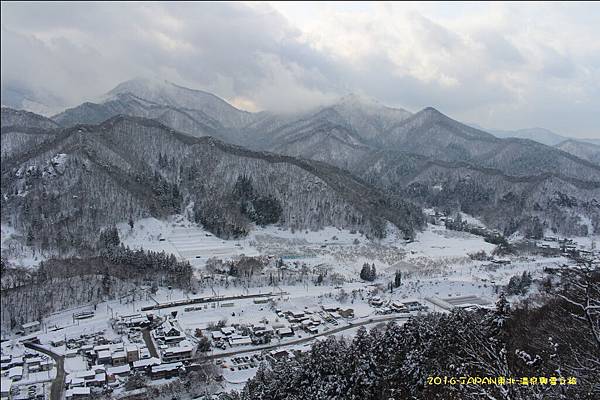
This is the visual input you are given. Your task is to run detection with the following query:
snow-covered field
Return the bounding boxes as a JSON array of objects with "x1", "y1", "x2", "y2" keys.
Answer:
[{"x1": 2, "y1": 213, "x2": 597, "y2": 391}]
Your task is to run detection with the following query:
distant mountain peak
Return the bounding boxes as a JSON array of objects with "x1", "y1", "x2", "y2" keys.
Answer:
[
  {"x1": 420, "y1": 106, "x2": 443, "y2": 115},
  {"x1": 336, "y1": 93, "x2": 378, "y2": 106}
]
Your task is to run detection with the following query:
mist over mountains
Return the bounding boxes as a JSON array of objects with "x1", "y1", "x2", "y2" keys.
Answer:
[{"x1": 2, "y1": 78, "x2": 599, "y2": 249}]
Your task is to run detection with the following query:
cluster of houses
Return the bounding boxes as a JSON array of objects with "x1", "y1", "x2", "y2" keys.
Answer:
[
  {"x1": 57, "y1": 318, "x2": 195, "y2": 398},
  {"x1": 0, "y1": 350, "x2": 54, "y2": 400},
  {"x1": 537, "y1": 237, "x2": 598, "y2": 260},
  {"x1": 424, "y1": 209, "x2": 502, "y2": 240},
  {"x1": 210, "y1": 325, "x2": 267, "y2": 349},
  {"x1": 63, "y1": 341, "x2": 150, "y2": 397},
  {"x1": 368, "y1": 296, "x2": 423, "y2": 315}
]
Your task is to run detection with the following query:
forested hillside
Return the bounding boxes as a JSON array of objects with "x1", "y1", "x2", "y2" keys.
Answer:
[
  {"x1": 0, "y1": 115, "x2": 424, "y2": 253},
  {"x1": 47, "y1": 79, "x2": 600, "y2": 238}
]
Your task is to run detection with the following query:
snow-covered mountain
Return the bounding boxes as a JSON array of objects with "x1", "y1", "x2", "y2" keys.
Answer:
[
  {"x1": 7, "y1": 78, "x2": 599, "y2": 237},
  {"x1": 1, "y1": 106, "x2": 60, "y2": 130},
  {"x1": 105, "y1": 78, "x2": 255, "y2": 129},
  {"x1": 484, "y1": 127, "x2": 568, "y2": 146},
  {"x1": 476, "y1": 125, "x2": 600, "y2": 147},
  {"x1": 1, "y1": 114, "x2": 424, "y2": 250},
  {"x1": 324, "y1": 93, "x2": 412, "y2": 144},
  {"x1": 555, "y1": 139, "x2": 600, "y2": 165}
]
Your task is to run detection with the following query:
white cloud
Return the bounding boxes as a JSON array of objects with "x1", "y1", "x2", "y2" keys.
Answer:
[{"x1": 1, "y1": 1, "x2": 598, "y2": 138}]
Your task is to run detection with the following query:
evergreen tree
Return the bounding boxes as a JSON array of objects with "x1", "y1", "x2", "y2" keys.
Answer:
[
  {"x1": 394, "y1": 271, "x2": 402, "y2": 288},
  {"x1": 370, "y1": 263, "x2": 377, "y2": 281}
]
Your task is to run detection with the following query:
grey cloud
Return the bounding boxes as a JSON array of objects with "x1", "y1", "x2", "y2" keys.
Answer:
[{"x1": 0, "y1": 2, "x2": 598, "y2": 138}]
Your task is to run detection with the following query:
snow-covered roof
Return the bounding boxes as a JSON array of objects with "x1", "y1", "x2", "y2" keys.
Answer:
[
  {"x1": 151, "y1": 362, "x2": 183, "y2": 373},
  {"x1": 97, "y1": 350, "x2": 111, "y2": 359},
  {"x1": 107, "y1": 364, "x2": 131, "y2": 375},
  {"x1": 211, "y1": 331, "x2": 225, "y2": 339},
  {"x1": 111, "y1": 351, "x2": 126, "y2": 359},
  {"x1": 229, "y1": 336, "x2": 252, "y2": 346},
  {"x1": 8, "y1": 366, "x2": 23, "y2": 378},
  {"x1": 321, "y1": 304, "x2": 339, "y2": 311},
  {"x1": 220, "y1": 327, "x2": 235, "y2": 335},
  {"x1": 132, "y1": 357, "x2": 161, "y2": 369},
  {"x1": 68, "y1": 377, "x2": 85, "y2": 386},
  {"x1": 72, "y1": 369, "x2": 95, "y2": 379},
  {"x1": 164, "y1": 346, "x2": 193, "y2": 355},
  {"x1": 66, "y1": 387, "x2": 91, "y2": 397},
  {"x1": 0, "y1": 378, "x2": 12, "y2": 393},
  {"x1": 109, "y1": 343, "x2": 124, "y2": 352},
  {"x1": 278, "y1": 327, "x2": 293, "y2": 335}
]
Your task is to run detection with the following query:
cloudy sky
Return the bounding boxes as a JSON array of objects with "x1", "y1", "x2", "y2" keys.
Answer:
[{"x1": 1, "y1": 1, "x2": 599, "y2": 138}]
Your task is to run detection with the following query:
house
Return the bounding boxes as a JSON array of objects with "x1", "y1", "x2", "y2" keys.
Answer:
[
  {"x1": 0, "y1": 378, "x2": 12, "y2": 399},
  {"x1": 97, "y1": 350, "x2": 112, "y2": 365},
  {"x1": 210, "y1": 331, "x2": 225, "y2": 341},
  {"x1": 8, "y1": 357, "x2": 23, "y2": 368},
  {"x1": 391, "y1": 302, "x2": 408, "y2": 313},
  {"x1": 404, "y1": 301, "x2": 422, "y2": 311},
  {"x1": 228, "y1": 335, "x2": 252, "y2": 347},
  {"x1": 163, "y1": 321, "x2": 181, "y2": 337},
  {"x1": 79, "y1": 344, "x2": 94, "y2": 355},
  {"x1": 70, "y1": 369, "x2": 96, "y2": 382},
  {"x1": 252, "y1": 324, "x2": 273, "y2": 336},
  {"x1": 111, "y1": 351, "x2": 127, "y2": 366},
  {"x1": 150, "y1": 362, "x2": 184, "y2": 380},
  {"x1": 93, "y1": 344, "x2": 110, "y2": 353},
  {"x1": 321, "y1": 304, "x2": 339, "y2": 312},
  {"x1": 88, "y1": 373, "x2": 106, "y2": 387},
  {"x1": 68, "y1": 377, "x2": 86, "y2": 388},
  {"x1": 338, "y1": 308, "x2": 354, "y2": 318},
  {"x1": 0, "y1": 359, "x2": 9, "y2": 372},
  {"x1": 290, "y1": 311, "x2": 305, "y2": 319},
  {"x1": 162, "y1": 346, "x2": 193, "y2": 363},
  {"x1": 8, "y1": 366, "x2": 23, "y2": 381},
  {"x1": 65, "y1": 387, "x2": 91, "y2": 399},
  {"x1": 21, "y1": 321, "x2": 41, "y2": 335},
  {"x1": 107, "y1": 364, "x2": 131, "y2": 378},
  {"x1": 126, "y1": 346, "x2": 140, "y2": 363},
  {"x1": 65, "y1": 349, "x2": 79, "y2": 358},
  {"x1": 220, "y1": 327, "x2": 236, "y2": 336},
  {"x1": 132, "y1": 357, "x2": 161, "y2": 371},
  {"x1": 90, "y1": 365, "x2": 106, "y2": 375},
  {"x1": 277, "y1": 327, "x2": 294, "y2": 337},
  {"x1": 301, "y1": 320, "x2": 314, "y2": 330},
  {"x1": 119, "y1": 315, "x2": 149, "y2": 328},
  {"x1": 139, "y1": 348, "x2": 151, "y2": 360},
  {"x1": 266, "y1": 350, "x2": 292, "y2": 362},
  {"x1": 26, "y1": 356, "x2": 42, "y2": 366},
  {"x1": 306, "y1": 326, "x2": 318, "y2": 334},
  {"x1": 369, "y1": 296, "x2": 383, "y2": 307}
]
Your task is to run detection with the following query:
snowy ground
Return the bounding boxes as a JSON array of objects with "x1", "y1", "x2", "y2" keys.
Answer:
[{"x1": 2, "y1": 213, "x2": 597, "y2": 391}]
